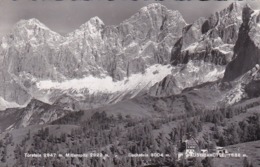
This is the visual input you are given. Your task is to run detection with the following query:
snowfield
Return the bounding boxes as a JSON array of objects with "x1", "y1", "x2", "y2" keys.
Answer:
[{"x1": 36, "y1": 64, "x2": 173, "y2": 94}]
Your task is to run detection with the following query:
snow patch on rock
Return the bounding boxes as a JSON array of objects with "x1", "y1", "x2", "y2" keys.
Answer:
[
  {"x1": 0, "y1": 97, "x2": 22, "y2": 111},
  {"x1": 36, "y1": 64, "x2": 173, "y2": 94}
]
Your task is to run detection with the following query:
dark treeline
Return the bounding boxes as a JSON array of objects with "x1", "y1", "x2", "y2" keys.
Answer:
[{"x1": 0, "y1": 104, "x2": 259, "y2": 167}]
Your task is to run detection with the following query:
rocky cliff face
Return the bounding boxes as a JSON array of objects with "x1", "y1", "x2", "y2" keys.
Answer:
[
  {"x1": 223, "y1": 5, "x2": 260, "y2": 81},
  {"x1": 245, "y1": 80, "x2": 260, "y2": 98},
  {"x1": 55, "y1": 3, "x2": 187, "y2": 81},
  {"x1": 220, "y1": 64, "x2": 260, "y2": 105},
  {"x1": 0, "y1": 3, "x2": 187, "y2": 110},
  {"x1": 171, "y1": 2, "x2": 243, "y2": 66},
  {"x1": 149, "y1": 61, "x2": 225, "y2": 97},
  {"x1": 149, "y1": 2, "x2": 243, "y2": 97}
]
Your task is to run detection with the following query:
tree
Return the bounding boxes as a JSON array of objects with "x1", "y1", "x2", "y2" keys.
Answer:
[
  {"x1": 1, "y1": 145, "x2": 7, "y2": 163},
  {"x1": 0, "y1": 139, "x2": 3, "y2": 147},
  {"x1": 217, "y1": 136, "x2": 226, "y2": 147},
  {"x1": 194, "y1": 158, "x2": 203, "y2": 167},
  {"x1": 243, "y1": 157, "x2": 250, "y2": 167},
  {"x1": 202, "y1": 157, "x2": 213, "y2": 167}
]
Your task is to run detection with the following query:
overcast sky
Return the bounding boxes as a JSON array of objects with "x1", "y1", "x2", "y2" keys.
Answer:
[{"x1": 0, "y1": 0, "x2": 259, "y2": 37}]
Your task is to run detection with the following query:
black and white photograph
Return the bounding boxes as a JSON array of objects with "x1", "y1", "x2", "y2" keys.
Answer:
[{"x1": 0, "y1": 0, "x2": 260, "y2": 166}]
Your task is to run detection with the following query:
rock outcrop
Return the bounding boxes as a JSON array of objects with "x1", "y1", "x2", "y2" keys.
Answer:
[
  {"x1": 171, "y1": 2, "x2": 243, "y2": 66},
  {"x1": 223, "y1": 5, "x2": 260, "y2": 81},
  {"x1": 150, "y1": 2, "x2": 243, "y2": 97}
]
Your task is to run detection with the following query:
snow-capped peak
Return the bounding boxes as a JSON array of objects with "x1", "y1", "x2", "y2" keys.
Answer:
[
  {"x1": 89, "y1": 16, "x2": 104, "y2": 25},
  {"x1": 123, "y1": 2, "x2": 186, "y2": 29},
  {"x1": 140, "y1": 3, "x2": 166, "y2": 12},
  {"x1": 15, "y1": 18, "x2": 50, "y2": 31},
  {"x1": 78, "y1": 16, "x2": 104, "y2": 30},
  {"x1": 217, "y1": 2, "x2": 243, "y2": 17},
  {"x1": 0, "y1": 18, "x2": 63, "y2": 50},
  {"x1": 66, "y1": 16, "x2": 104, "y2": 39},
  {"x1": 10, "y1": 17, "x2": 62, "y2": 41}
]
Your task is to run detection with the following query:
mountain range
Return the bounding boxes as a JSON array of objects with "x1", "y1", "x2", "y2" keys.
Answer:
[
  {"x1": 0, "y1": 2, "x2": 260, "y2": 167},
  {"x1": 0, "y1": 2, "x2": 259, "y2": 128}
]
